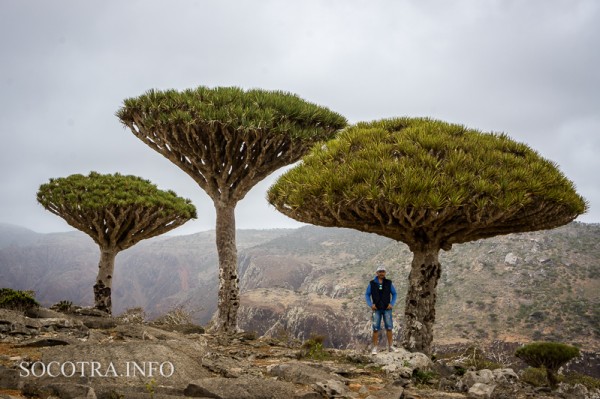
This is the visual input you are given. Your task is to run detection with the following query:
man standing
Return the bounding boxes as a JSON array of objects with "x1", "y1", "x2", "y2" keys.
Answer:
[{"x1": 365, "y1": 265, "x2": 399, "y2": 354}]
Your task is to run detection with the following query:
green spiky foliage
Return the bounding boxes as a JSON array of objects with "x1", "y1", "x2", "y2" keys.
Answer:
[
  {"x1": 117, "y1": 86, "x2": 347, "y2": 333},
  {"x1": 37, "y1": 172, "x2": 196, "y2": 313},
  {"x1": 268, "y1": 117, "x2": 587, "y2": 353},
  {"x1": 516, "y1": 342, "x2": 580, "y2": 388},
  {"x1": 116, "y1": 86, "x2": 347, "y2": 204}
]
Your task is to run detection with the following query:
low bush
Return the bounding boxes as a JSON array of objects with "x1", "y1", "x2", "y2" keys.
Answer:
[
  {"x1": 301, "y1": 334, "x2": 330, "y2": 361},
  {"x1": 520, "y1": 367, "x2": 550, "y2": 387},
  {"x1": 515, "y1": 342, "x2": 580, "y2": 389},
  {"x1": 0, "y1": 288, "x2": 39, "y2": 311},
  {"x1": 563, "y1": 372, "x2": 600, "y2": 391}
]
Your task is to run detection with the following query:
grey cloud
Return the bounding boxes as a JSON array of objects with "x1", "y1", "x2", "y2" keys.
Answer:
[{"x1": 1, "y1": 0, "x2": 598, "y2": 235}]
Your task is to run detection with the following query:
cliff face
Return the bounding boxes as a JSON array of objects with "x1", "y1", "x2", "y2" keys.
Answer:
[
  {"x1": 1, "y1": 222, "x2": 598, "y2": 352},
  {"x1": 235, "y1": 223, "x2": 600, "y2": 352}
]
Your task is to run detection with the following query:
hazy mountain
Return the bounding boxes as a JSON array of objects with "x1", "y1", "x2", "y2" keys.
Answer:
[{"x1": 0, "y1": 222, "x2": 598, "y2": 353}]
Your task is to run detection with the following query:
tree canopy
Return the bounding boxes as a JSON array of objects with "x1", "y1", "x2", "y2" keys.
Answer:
[
  {"x1": 116, "y1": 86, "x2": 348, "y2": 205},
  {"x1": 268, "y1": 117, "x2": 587, "y2": 251},
  {"x1": 37, "y1": 172, "x2": 197, "y2": 250}
]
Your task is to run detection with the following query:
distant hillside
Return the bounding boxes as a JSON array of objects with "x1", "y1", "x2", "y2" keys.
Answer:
[
  {"x1": 0, "y1": 225, "x2": 291, "y2": 321},
  {"x1": 0, "y1": 222, "x2": 598, "y2": 353},
  {"x1": 237, "y1": 223, "x2": 600, "y2": 351}
]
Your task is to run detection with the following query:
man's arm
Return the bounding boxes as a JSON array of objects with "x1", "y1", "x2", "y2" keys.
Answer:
[
  {"x1": 365, "y1": 284, "x2": 373, "y2": 308},
  {"x1": 390, "y1": 282, "x2": 397, "y2": 307}
]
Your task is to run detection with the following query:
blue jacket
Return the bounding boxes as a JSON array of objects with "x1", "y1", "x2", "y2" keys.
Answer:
[{"x1": 365, "y1": 276, "x2": 397, "y2": 308}]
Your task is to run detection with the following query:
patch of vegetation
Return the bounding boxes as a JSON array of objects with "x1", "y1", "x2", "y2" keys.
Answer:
[
  {"x1": 53, "y1": 300, "x2": 73, "y2": 313},
  {"x1": 116, "y1": 307, "x2": 146, "y2": 324},
  {"x1": 301, "y1": 335, "x2": 330, "y2": 361},
  {"x1": 460, "y1": 346, "x2": 503, "y2": 371},
  {"x1": 520, "y1": 367, "x2": 551, "y2": 387},
  {"x1": 151, "y1": 306, "x2": 193, "y2": 326},
  {"x1": 412, "y1": 369, "x2": 437, "y2": 385},
  {"x1": 563, "y1": 372, "x2": 600, "y2": 391},
  {"x1": 0, "y1": 288, "x2": 39, "y2": 311},
  {"x1": 515, "y1": 342, "x2": 580, "y2": 389}
]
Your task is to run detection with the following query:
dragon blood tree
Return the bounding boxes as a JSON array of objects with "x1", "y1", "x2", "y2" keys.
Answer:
[
  {"x1": 268, "y1": 117, "x2": 587, "y2": 354},
  {"x1": 116, "y1": 86, "x2": 347, "y2": 333},
  {"x1": 37, "y1": 172, "x2": 197, "y2": 314}
]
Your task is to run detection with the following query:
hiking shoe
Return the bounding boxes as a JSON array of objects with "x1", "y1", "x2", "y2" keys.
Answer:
[
  {"x1": 371, "y1": 347, "x2": 378, "y2": 355},
  {"x1": 388, "y1": 345, "x2": 399, "y2": 353}
]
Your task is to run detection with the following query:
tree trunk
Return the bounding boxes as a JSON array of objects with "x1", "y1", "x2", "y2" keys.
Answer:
[
  {"x1": 215, "y1": 204, "x2": 239, "y2": 334},
  {"x1": 546, "y1": 368, "x2": 559, "y2": 390},
  {"x1": 93, "y1": 248, "x2": 117, "y2": 314},
  {"x1": 402, "y1": 246, "x2": 441, "y2": 355}
]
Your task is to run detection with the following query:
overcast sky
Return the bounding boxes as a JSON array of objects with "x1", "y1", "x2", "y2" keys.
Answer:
[{"x1": 1, "y1": 0, "x2": 598, "y2": 236}]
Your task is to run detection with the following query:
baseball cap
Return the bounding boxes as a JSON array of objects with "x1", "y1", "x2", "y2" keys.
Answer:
[{"x1": 376, "y1": 265, "x2": 386, "y2": 272}]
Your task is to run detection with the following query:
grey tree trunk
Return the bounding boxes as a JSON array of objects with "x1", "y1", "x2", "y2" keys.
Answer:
[
  {"x1": 93, "y1": 248, "x2": 117, "y2": 314},
  {"x1": 215, "y1": 204, "x2": 239, "y2": 333},
  {"x1": 402, "y1": 247, "x2": 441, "y2": 355}
]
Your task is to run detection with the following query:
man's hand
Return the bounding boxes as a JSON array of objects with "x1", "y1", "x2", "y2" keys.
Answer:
[
  {"x1": 386, "y1": 304, "x2": 393, "y2": 310},
  {"x1": 371, "y1": 304, "x2": 377, "y2": 310}
]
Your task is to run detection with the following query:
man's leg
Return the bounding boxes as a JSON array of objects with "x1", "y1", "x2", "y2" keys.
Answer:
[
  {"x1": 371, "y1": 311, "x2": 382, "y2": 354},
  {"x1": 383, "y1": 310, "x2": 397, "y2": 351},
  {"x1": 386, "y1": 329, "x2": 393, "y2": 346}
]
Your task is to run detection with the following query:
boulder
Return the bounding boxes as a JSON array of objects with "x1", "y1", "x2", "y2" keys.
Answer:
[
  {"x1": 459, "y1": 369, "x2": 494, "y2": 390},
  {"x1": 371, "y1": 348, "x2": 433, "y2": 372},
  {"x1": 314, "y1": 379, "x2": 347, "y2": 398},
  {"x1": 468, "y1": 382, "x2": 495, "y2": 399},
  {"x1": 267, "y1": 361, "x2": 347, "y2": 385}
]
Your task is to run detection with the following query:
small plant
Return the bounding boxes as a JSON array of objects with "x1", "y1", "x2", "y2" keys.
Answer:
[
  {"x1": 515, "y1": 342, "x2": 580, "y2": 389},
  {"x1": 151, "y1": 306, "x2": 193, "y2": 326},
  {"x1": 413, "y1": 369, "x2": 437, "y2": 385},
  {"x1": 145, "y1": 378, "x2": 157, "y2": 398},
  {"x1": 301, "y1": 335, "x2": 330, "y2": 361},
  {"x1": 54, "y1": 300, "x2": 73, "y2": 313},
  {"x1": 520, "y1": 367, "x2": 550, "y2": 387},
  {"x1": 0, "y1": 288, "x2": 39, "y2": 311}
]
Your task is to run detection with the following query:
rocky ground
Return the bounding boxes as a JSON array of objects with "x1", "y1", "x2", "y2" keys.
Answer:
[{"x1": 1, "y1": 307, "x2": 599, "y2": 399}]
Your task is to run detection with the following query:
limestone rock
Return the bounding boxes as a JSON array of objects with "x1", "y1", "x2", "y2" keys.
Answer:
[
  {"x1": 371, "y1": 348, "x2": 433, "y2": 372},
  {"x1": 459, "y1": 369, "x2": 495, "y2": 390},
  {"x1": 468, "y1": 382, "x2": 495, "y2": 398},
  {"x1": 267, "y1": 361, "x2": 347, "y2": 385},
  {"x1": 314, "y1": 379, "x2": 347, "y2": 398}
]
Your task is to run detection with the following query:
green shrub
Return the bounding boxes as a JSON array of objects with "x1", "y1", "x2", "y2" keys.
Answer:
[
  {"x1": 301, "y1": 335, "x2": 330, "y2": 361},
  {"x1": 0, "y1": 288, "x2": 39, "y2": 311},
  {"x1": 515, "y1": 342, "x2": 580, "y2": 389},
  {"x1": 413, "y1": 369, "x2": 437, "y2": 385},
  {"x1": 54, "y1": 300, "x2": 73, "y2": 312},
  {"x1": 563, "y1": 372, "x2": 600, "y2": 391},
  {"x1": 521, "y1": 367, "x2": 551, "y2": 387}
]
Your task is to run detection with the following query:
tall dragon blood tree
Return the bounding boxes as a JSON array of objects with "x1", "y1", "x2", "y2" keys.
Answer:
[
  {"x1": 117, "y1": 86, "x2": 347, "y2": 333},
  {"x1": 37, "y1": 172, "x2": 197, "y2": 314},
  {"x1": 268, "y1": 117, "x2": 587, "y2": 354}
]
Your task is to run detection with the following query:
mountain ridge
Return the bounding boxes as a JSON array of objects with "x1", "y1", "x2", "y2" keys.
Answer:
[{"x1": 0, "y1": 222, "x2": 598, "y2": 353}]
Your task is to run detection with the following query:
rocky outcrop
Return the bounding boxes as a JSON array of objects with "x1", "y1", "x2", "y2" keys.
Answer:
[{"x1": 1, "y1": 306, "x2": 600, "y2": 399}]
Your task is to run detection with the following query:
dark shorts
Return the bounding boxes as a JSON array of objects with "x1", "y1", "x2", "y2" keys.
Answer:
[{"x1": 372, "y1": 309, "x2": 393, "y2": 331}]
